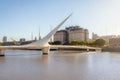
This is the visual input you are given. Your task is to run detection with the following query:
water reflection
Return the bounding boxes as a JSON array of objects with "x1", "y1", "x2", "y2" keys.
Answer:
[{"x1": 0, "y1": 50, "x2": 120, "y2": 80}]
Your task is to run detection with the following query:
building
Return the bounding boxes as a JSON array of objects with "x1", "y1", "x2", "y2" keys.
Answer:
[
  {"x1": 92, "y1": 33, "x2": 99, "y2": 40},
  {"x1": 84, "y1": 29, "x2": 89, "y2": 41},
  {"x1": 2, "y1": 36, "x2": 7, "y2": 43},
  {"x1": 54, "y1": 26, "x2": 89, "y2": 44},
  {"x1": 20, "y1": 38, "x2": 26, "y2": 42},
  {"x1": 54, "y1": 30, "x2": 67, "y2": 44},
  {"x1": 66, "y1": 26, "x2": 89, "y2": 42},
  {"x1": 92, "y1": 33, "x2": 120, "y2": 46},
  {"x1": 109, "y1": 38, "x2": 120, "y2": 48}
]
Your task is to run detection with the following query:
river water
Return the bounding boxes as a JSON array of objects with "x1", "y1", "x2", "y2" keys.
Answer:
[{"x1": 0, "y1": 50, "x2": 120, "y2": 80}]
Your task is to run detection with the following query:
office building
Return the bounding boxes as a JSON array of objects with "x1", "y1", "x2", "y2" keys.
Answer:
[
  {"x1": 54, "y1": 30, "x2": 67, "y2": 44},
  {"x1": 66, "y1": 26, "x2": 89, "y2": 42},
  {"x1": 2, "y1": 36, "x2": 7, "y2": 43},
  {"x1": 54, "y1": 26, "x2": 89, "y2": 44}
]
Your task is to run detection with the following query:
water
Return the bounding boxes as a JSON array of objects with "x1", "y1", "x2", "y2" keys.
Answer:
[{"x1": 0, "y1": 50, "x2": 120, "y2": 80}]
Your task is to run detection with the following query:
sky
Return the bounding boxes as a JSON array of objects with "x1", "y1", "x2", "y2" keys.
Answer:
[{"x1": 0, "y1": 0, "x2": 120, "y2": 41}]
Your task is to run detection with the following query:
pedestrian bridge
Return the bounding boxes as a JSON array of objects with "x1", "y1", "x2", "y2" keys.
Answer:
[
  {"x1": 0, "y1": 14, "x2": 101, "y2": 56},
  {"x1": 51, "y1": 45, "x2": 101, "y2": 51}
]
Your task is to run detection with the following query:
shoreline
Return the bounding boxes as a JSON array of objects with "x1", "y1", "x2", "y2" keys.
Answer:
[{"x1": 102, "y1": 47, "x2": 120, "y2": 52}]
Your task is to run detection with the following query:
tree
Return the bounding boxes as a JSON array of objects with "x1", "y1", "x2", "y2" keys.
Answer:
[
  {"x1": 0, "y1": 42, "x2": 2, "y2": 46},
  {"x1": 69, "y1": 40, "x2": 80, "y2": 45},
  {"x1": 49, "y1": 41, "x2": 61, "y2": 45},
  {"x1": 54, "y1": 41, "x2": 61, "y2": 45},
  {"x1": 94, "y1": 39, "x2": 105, "y2": 47},
  {"x1": 69, "y1": 40, "x2": 86, "y2": 45},
  {"x1": 79, "y1": 41, "x2": 85, "y2": 45}
]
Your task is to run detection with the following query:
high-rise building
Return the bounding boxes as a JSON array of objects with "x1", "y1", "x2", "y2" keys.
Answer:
[
  {"x1": 31, "y1": 32, "x2": 33, "y2": 40},
  {"x1": 54, "y1": 26, "x2": 89, "y2": 44},
  {"x1": 38, "y1": 28, "x2": 41, "y2": 40},
  {"x1": 54, "y1": 30, "x2": 67, "y2": 44},
  {"x1": 2, "y1": 36, "x2": 7, "y2": 42},
  {"x1": 84, "y1": 29, "x2": 89, "y2": 41},
  {"x1": 66, "y1": 26, "x2": 89, "y2": 42}
]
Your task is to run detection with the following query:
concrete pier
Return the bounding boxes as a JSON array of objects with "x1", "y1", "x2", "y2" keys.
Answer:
[
  {"x1": 42, "y1": 47, "x2": 50, "y2": 55},
  {"x1": 0, "y1": 50, "x2": 5, "y2": 56}
]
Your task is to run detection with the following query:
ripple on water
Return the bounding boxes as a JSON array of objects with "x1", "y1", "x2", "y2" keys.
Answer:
[{"x1": 0, "y1": 50, "x2": 120, "y2": 80}]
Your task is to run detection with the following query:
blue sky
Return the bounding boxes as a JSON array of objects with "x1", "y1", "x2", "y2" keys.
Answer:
[{"x1": 0, "y1": 0, "x2": 120, "y2": 41}]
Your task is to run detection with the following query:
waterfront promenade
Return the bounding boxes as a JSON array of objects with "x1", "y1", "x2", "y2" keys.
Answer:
[{"x1": 0, "y1": 50, "x2": 120, "y2": 80}]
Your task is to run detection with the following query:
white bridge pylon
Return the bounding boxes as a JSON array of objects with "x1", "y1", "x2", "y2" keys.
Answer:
[
  {"x1": 0, "y1": 14, "x2": 101, "y2": 56},
  {"x1": 0, "y1": 14, "x2": 72, "y2": 56},
  {"x1": 25, "y1": 14, "x2": 72, "y2": 54}
]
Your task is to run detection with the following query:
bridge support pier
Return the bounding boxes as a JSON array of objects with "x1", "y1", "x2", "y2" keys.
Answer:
[
  {"x1": 96, "y1": 49, "x2": 101, "y2": 52},
  {"x1": 0, "y1": 50, "x2": 5, "y2": 56},
  {"x1": 87, "y1": 49, "x2": 89, "y2": 52},
  {"x1": 42, "y1": 47, "x2": 50, "y2": 55}
]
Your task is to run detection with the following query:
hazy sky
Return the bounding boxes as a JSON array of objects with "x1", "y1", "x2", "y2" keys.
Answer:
[{"x1": 0, "y1": 0, "x2": 120, "y2": 41}]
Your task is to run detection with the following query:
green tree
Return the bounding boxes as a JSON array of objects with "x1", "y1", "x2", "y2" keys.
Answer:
[
  {"x1": 69, "y1": 40, "x2": 80, "y2": 45},
  {"x1": 0, "y1": 42, "x2": 2, "y2": 46},
  {"x1": 69, "y1": 40, "x2": 86, "y2": 45},
  {"x1": 49, "y1": 41, "x2": 61, "y2": 45},
  {"x1": 94, "y1": 39, "x2": 105, "y2": 47},
  {"x1": 54, "y1": 41, "x2": 61, "y2": 45},
  {"x1": 79, "y1": 41, "x2": 85, "y2": 45},
  {"x1": 87, "y1": 41, "x2": 94, "y2": 46}
]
